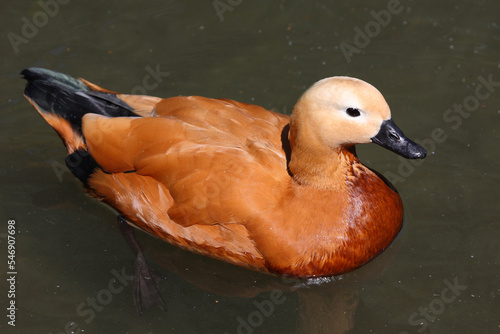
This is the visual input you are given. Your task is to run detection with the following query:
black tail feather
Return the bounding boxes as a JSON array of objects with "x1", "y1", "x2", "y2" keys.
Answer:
[
  {"x1": 22, "y1": 67, "x2": 138, "y2": 184},
  {"x1": 21, "y1": 67, "x2": 137, "y2": 134},
  {"x1": 65, "y1": 149, "x2": 100, "y2": 184}
]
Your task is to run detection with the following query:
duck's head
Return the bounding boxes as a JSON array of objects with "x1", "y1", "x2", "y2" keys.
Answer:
[{"x1": 290, "y1": 76, "x2": 426, "y2": 159}]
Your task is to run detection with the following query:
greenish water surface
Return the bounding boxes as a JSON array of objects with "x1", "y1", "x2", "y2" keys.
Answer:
[{"x1": 1, "y1": 1, "x2": 498, "y2": 333}]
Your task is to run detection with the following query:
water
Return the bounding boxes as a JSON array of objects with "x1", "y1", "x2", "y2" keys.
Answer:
[{"x1": 1, "y1": 0, "x2": 499, "y2": 333}]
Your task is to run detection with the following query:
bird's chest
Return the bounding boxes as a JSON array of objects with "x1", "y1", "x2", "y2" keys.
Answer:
[{"x1": 254, "y1": 176, "x2": 403, "y2": 277}]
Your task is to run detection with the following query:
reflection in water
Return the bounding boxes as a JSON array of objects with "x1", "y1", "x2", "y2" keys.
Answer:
[{"x1": 130, "y1": 223, "x2": 404, "y2": 334}]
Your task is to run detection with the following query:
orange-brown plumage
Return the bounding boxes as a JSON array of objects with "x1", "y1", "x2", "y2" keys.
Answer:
[{"x1": 22, "y1": 68, "x2": 425, "y2": 278}]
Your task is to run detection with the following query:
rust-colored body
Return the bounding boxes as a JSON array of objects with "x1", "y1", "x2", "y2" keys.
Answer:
[{"x1": 24, "y1": 72, "x2": 411, "y2": 278}]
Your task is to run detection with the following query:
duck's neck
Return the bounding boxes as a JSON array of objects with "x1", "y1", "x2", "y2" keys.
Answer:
[{"x1": 288, "y1": 130, "x2": 358, "y2": 190}]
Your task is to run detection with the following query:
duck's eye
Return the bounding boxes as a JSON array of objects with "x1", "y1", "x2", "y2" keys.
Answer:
[{"x1": 346, "y1": 108, "x2": 361, "y2": 117}]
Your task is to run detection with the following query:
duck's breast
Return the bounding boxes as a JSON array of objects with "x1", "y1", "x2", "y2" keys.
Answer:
[{"x1": 246, "y1": 163, "x2": 403, "y2": 277}]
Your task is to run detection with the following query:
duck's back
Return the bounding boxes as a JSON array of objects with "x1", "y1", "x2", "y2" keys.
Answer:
[{"x1": 82, "y1": 95, "x2": 292, "y2": 269}]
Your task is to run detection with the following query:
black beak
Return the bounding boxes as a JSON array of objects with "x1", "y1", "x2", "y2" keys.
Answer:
[{"x1": 371, "y1": 119, "x2": 426, "y2": 159}]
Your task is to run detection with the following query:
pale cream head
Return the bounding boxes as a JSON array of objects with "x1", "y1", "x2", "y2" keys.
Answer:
[{"x1": 290, "y1": 76, "x2": 392, "y2": 149}]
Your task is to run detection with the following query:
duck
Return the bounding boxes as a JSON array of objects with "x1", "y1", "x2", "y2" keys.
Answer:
[{"x1": 22, "y1": 67, "x2": 425, "y2": 280}]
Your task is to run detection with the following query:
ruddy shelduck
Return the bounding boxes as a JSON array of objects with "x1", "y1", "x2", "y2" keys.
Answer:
[{"x1": 22, "y1": 67, "x2": 426, "y2": 281}]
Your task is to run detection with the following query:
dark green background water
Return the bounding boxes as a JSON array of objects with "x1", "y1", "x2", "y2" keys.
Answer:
[{"x1": 1, "y1": 0, "x2": 498, "y2": 333}]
